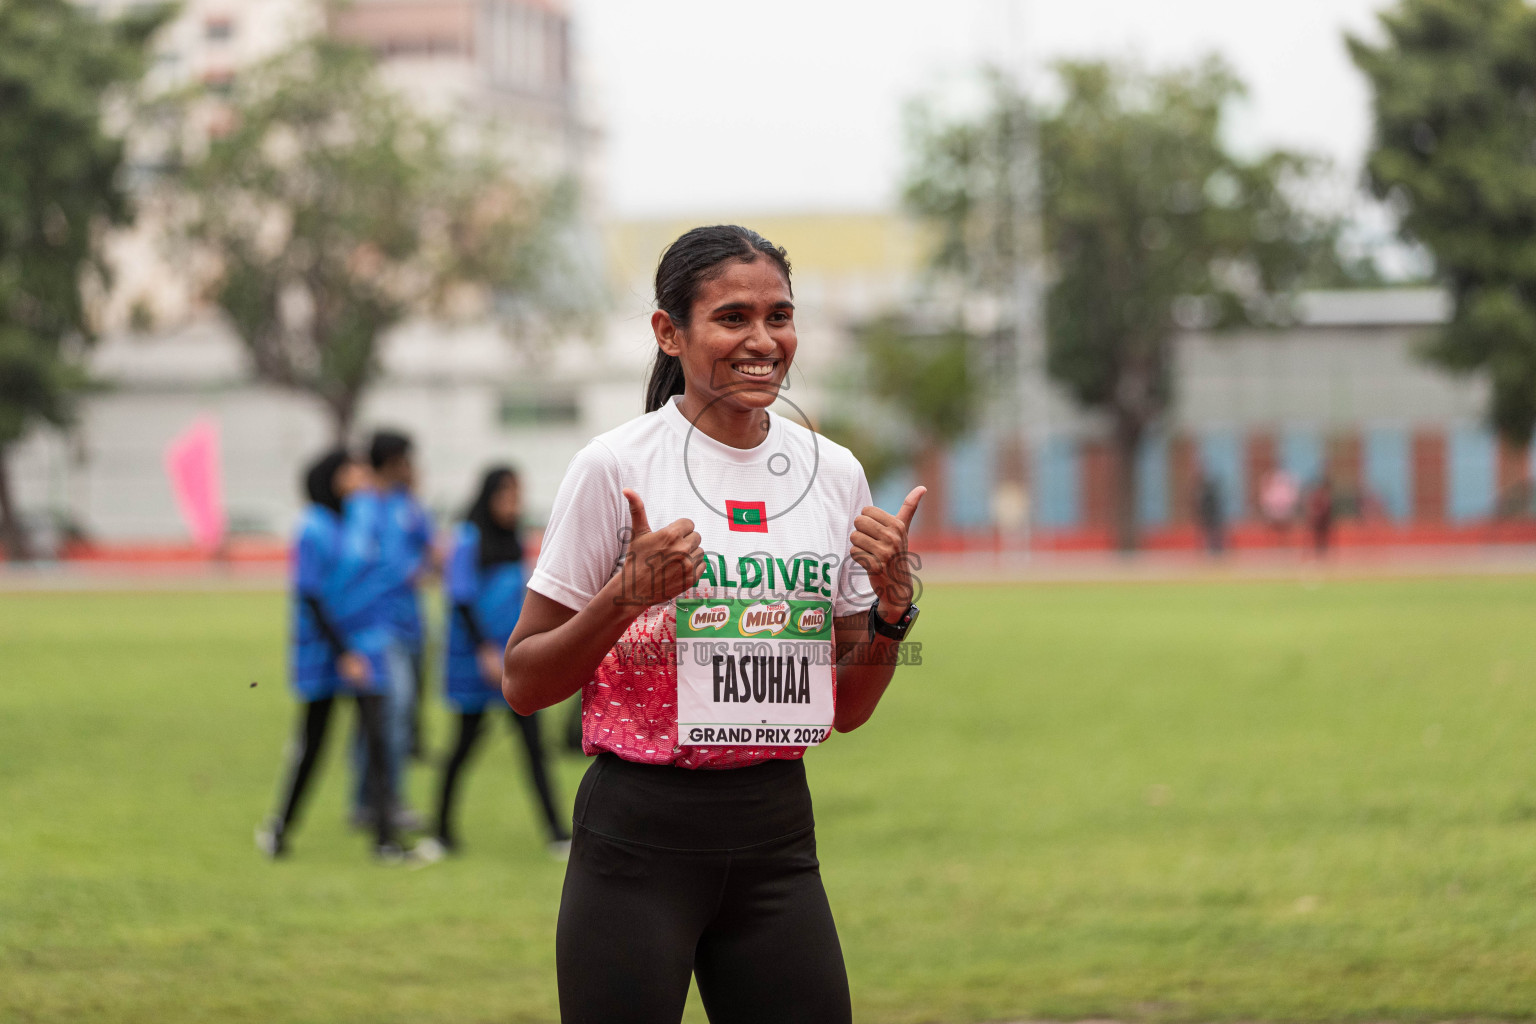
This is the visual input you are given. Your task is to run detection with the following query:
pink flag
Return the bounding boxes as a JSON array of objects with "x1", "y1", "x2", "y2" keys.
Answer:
[{"x1": 164, "y1": 417, "x2": 227, "y2": 553}]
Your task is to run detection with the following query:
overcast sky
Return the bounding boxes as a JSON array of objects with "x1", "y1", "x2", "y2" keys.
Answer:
[{"x1": 568, "y1": 0, "x2": 1396, "y2": 220}]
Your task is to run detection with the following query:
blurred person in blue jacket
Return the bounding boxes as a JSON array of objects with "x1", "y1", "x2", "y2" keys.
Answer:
[
  {"x1": 371, "y1": 430, "x2": 435, "y2": 754},
  {"x1": 348, "y1": 431, "x2": 433, "y2": 832},
  {"x1": 257, "y1": 450, "x2": 409, "y2": 860},
  {"x1": 423, "y1": 466, "x2": 570, "y2": 858}
]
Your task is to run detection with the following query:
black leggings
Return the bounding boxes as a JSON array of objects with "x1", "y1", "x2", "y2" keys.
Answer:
[
  {"x1": 435, "y1": 708, "x2": 570, "y2": 845},
  {"x1": 273, "y1": 694, "x2": 395, "y2": 847},
  {"x1": 556, "y1": 753, "x2": 851, "y2": 1024}
]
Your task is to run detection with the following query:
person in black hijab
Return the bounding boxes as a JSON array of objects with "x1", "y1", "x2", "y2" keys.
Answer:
[
  {"x1": 423, "y1": 466, "x2": 570, "y2": 858},
  {"x1": 258, "y1": 449, "x2": 413, "y2": 860}
]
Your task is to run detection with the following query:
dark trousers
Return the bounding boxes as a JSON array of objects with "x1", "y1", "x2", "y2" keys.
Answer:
[
  {"x1": 273, "y1": 694, "x2": 395, "y2": 848},
  {"x1": 556, "y1": 753, "x2": 851, "y2": 1024},
  {"x1": 435, "y1": 707, "x2": 570, "y2": 845}
]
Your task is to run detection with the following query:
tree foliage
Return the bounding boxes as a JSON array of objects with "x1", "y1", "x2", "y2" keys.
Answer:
[
  {"x1": 903, "y1": 59, "x2": 1344, "y2": 549},
  {"x1": 173, "y1": 38, "x2": 589, "y2": 439},
  {"x1": 1351, "y1": 0, "x2": 1536, "y2": 441},
  {"x1": 857, "y1": 315, "x2": 976, "y2": 448},
  {"x1": 0, "y1": 0, "x2": 170, "y2": 557},
  {"x1": 827, "y1": 315, "x2": 977, "y2": 532}
]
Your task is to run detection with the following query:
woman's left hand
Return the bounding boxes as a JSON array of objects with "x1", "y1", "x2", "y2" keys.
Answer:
[
  {"x1": 850, "y1": 486, "x2": 925, "y2": 618},
  {"x1": 478, "y1": 644, "x2": 504, "y2": 687}
]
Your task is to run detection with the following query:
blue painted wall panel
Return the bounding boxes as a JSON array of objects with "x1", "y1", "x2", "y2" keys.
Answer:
[
  {"x1": 1281, "y1": 430, "x2": 1325, "y2": 487},
  {"x1": 1364, "y1": 428, "x2": 1411, "y2": 521},
  {"x1": 1034, "y1": 437, "x2": 1080, "y2": 528},
  {"x1": 1198, "y1": 432, "x2": 1244, "y2": 523},
  {"x1": 1448, "y1": 427, "x2": 1496, "y2": 522},
  {"x1": 1136, "y1": 433, "x2": 1169, "y2": 527},
  {"x1": 945, "y1": 432, "x2": 994, "y2": 529},
  {"x1": 870, "y1": 466, "x2": 918, "y2": 519}
]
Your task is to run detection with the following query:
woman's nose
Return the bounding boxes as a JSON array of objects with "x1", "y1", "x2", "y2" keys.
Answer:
[{"x1": 743, "y1": 322, "x2": 775, "y2": 353}]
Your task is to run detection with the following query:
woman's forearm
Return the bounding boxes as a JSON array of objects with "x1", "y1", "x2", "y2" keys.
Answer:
[
  {"x1": 832, "y1": 654, "x2": 898, "y2": 732},
  {"x1": 830, "y1": 607, "x2": 903, "y2": 733},
  {"x1": 501, "y1": 576, "x2": 641, "y2": 715}
]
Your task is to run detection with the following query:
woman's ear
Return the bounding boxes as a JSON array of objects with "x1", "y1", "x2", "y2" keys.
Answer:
[{"x1": 652, "y1": 310, "x2": 683, "y2": 358}]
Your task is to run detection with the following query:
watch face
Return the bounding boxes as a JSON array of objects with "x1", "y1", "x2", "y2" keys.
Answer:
[{"x1": 873, "y1": 603, "x2": 918, "y2": 639}]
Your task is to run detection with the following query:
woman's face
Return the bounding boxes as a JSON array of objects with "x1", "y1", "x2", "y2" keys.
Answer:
[
  {"x1": 490, "y1": 476, "x2": 521, "y2": 528},
  {"x1": 334, "y1": 460, "x2": 371, "y2": 500},
  {"x1": 654, "y1": 257, "x2": 796, "y2": 415}
]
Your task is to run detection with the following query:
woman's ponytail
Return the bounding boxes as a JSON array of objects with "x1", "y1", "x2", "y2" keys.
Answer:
[{"x1": 644, "y1": 349, "x2": 686, "y2": 414}]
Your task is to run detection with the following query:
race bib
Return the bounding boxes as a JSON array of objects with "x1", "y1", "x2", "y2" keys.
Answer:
[{"x1": 674, "y1": 596, "x2": 835, "y2": 747}]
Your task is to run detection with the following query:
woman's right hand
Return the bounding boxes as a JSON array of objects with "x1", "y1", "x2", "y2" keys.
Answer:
[
  {"x1": 478, "y1": 643, "x2": 504, "y2": 686},
  {"x1": 338, "y1": 651, "x2": 372, "y2": 687},
  {"x1": 500, "y1": 490, "x2": 702, "y2": 716},
  {"x1": 619, "y1": 488, "x2": 704, "y2": 608}
]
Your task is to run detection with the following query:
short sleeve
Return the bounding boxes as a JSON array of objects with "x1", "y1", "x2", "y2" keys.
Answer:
[
  {"x1": 527, "y1": 441, "x2": 627, "y2": 613},
  {"x1": 445, "y1": 524, "x2": 480, "y2": 605},
  {"x1": 834, "y1": 460, "x2": 875, "y2": 618}
]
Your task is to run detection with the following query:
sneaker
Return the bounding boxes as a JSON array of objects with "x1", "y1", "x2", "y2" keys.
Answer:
[
  {"x1": 547, "y1": 838, "x2": 572, "y2": 861},
  {"x1": 255, "y1": 820, "x2": 287, "y2": 859},
  {"x1": 409, "y1": 837, "x2": 448, "y2": 866},
  {"x1": 373, "y1": 841, "x2": 409, "y2": 864},
  {"x1": 422, "y1": 833, "x2": 458, "y2": 856}
]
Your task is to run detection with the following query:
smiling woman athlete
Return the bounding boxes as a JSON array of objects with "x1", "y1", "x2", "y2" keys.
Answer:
[{"x1": 503, "y1": 225, "x2": 924, "y2": 1024}]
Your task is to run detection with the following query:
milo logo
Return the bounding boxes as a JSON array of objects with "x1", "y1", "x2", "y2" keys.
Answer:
[
  {"x1": 795, "y1": 607, "x2": 827, "y2": 634},
  {"x1": 688, "y1": 604, "x2": 730, "y2": 631},
  {"x1": 740, "y1": 600, "x2": 791, "y2": 636}
]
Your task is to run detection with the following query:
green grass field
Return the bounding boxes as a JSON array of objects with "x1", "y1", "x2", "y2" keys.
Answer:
[{"x1": 4, "y1": 578, "x2": 1536, "y2": 1023}]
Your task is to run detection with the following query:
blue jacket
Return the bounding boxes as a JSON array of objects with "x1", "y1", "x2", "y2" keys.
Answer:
[
  {"x1": 289, "y1": 496, "x2": 393, "y2": 700},
  {"x1": 442, "y1": 521, "x2": 526, "y2": 711},
  {"x1": 376, "y1": 487, "x2": 434, "y2": 653}
]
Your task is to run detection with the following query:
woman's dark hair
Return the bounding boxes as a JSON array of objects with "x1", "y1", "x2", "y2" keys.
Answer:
[
  {"x1": 303, "y1": 449, "x2": 351, "y2": 514},
  {"x1": 465, "y1": 465, "x2": 523, "y2": 567},
  {"x1": 368, "y1": 429, "x2": 412, "y2": 471},
  {"x1": 645, "y1": 225, "x2": 792, "y2": 413}
]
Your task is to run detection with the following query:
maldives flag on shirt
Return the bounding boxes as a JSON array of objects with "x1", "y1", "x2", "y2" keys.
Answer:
[{"x1": 726, "y1": 500, "x2": 768, "y2": 533}]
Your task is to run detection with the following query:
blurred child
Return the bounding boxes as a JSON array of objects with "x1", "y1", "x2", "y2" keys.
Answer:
[
  {"x1": 257, "y1": 450, "x2": 409, "y2": 861},
  {"x1": 424, "y1": 467, "x2": 570, "y2": 857},
  {"x1": 370, "y1": 430, "x2": 435, "y2": 757},
  {"x1": 346, "y1": 431, "x2": 432, "y2": 834},
  {"x1": 1307, "y1": 476, "x2": 1335, "y2": 556},
  {"x1": 1196, "y1": 471, "x2": 1226, "y2": 556},
  {"x1": 1261, "y1": 468, "x2": 1299, "y2": 536}
]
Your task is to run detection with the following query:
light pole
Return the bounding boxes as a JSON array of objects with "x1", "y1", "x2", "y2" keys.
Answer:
[{"x1": 993, "y1": 0, "x2": 1048, "y2": 557}]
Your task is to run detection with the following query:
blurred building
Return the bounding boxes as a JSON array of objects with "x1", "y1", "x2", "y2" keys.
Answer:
[
  {"x1": 965, "y1": 289, "x2": 1518, "y2": 545},
  {"x1": 6, "y1": 213, "x2": 914, "y2": 543},
  {"x1": 7, "y1": 195, "x2": 1528, "y2": 551},
  {"x1": 82, "y1": 0, "x2": 594, "y2": 333},
  {"x1": 12, "y1": 0, "x2": 601, "y2": 550},
  {"x1": 327, "y1": 0, "x2": 593, "y2": 181}
]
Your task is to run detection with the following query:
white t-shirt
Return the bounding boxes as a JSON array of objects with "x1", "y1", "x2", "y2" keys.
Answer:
[{"x1": 528, "y1": 394, "x2": 874, "y2": 768}]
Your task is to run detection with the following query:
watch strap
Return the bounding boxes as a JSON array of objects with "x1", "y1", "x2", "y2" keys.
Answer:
[{"x1": 868, "y1": 602, "x2": 918, "y2": 641}]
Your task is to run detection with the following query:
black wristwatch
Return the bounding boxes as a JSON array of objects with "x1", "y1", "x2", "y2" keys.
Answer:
[{"x1": 868, "y1": 602, "x2": 920, "y2": 641}]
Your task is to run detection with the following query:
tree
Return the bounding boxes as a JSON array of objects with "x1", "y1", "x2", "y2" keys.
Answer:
[
  {"x1": 0, "y1": 0, "x2": 170, "y2": 559},
  {"x1": 827, "y1": 315, "x2": 978, "y2": 535},
  {"x1": 904, "y1": 60, "x2": 1346, "y2": 550},
  {"x1": 173, "y1": 38, "x2": 585, "y2": 441},
  {"x1": 1351, "y1": 0, "x2": 1536, "y2": 446}
]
